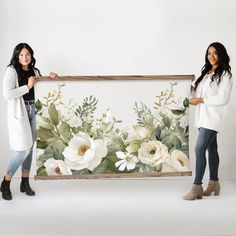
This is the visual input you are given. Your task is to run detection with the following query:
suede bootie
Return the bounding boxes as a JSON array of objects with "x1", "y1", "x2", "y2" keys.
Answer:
[
  {"x1": 20, "y1": 177, "x2": 35, "y2": 196},
  {"x1": 0, "y1": 177, "x2": 12, "y2": 200},
  {"x1": 183, "y1": 184, "x2": 203, "y2": 200},
  {"x1": 203, "y1": 180, "x2": 220, "y2": 196}
]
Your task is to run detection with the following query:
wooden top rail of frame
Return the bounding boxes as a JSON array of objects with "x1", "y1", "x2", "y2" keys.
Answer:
[{"x1": 37, "y1": 75, "x2": 194, "y2": 81}]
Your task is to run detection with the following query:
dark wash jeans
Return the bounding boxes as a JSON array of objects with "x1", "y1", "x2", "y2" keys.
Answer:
[{"x1": 194, "y1": 127, "x2": 219, "y2": 185}]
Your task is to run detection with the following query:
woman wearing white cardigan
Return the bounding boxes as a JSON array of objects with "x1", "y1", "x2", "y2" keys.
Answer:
[
  {"x1": 1, "y1": 43, "x2": 57, "y2": 200},
  {"x1": 183, "y1": 42, "x2": 233, "y2": 200}
]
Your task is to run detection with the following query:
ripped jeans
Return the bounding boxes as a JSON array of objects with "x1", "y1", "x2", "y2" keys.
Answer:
[{"x1": 7, "y1": 104, "x2": 36, "y2": 176}]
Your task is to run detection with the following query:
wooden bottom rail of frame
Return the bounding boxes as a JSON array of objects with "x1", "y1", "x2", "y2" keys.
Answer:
[{"x1": 34, "y1": 171, "x2": 192, "y2": 180}]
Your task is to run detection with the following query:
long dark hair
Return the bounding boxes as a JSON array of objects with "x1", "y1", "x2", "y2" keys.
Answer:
[
  {"x1": 192, "y1": 42, "x2": 232, "y2": 91},
  {"x1": 8, "y1": 43, "x2": 41, "y2": 77}
]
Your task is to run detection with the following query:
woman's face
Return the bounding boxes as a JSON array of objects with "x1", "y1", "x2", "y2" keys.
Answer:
[
  {"x1": 18, "y1": 48, "x2": 32, "y2": 69},
  {"x1": 207, "y1": 46, "x2": 219, "y2": 67}
]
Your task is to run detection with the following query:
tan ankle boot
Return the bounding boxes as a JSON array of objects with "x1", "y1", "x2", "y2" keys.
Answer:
[
  {"x1": 183, "y1": 184, "x2": 203, "y2": 200},
  {"x1": 203, "y1": 180, "x2": 220, "y2": 196}
]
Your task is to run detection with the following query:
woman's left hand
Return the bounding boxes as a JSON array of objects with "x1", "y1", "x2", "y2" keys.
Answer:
[{"x1": 49, "y1": 72, "x2": 58, "y2": 79}]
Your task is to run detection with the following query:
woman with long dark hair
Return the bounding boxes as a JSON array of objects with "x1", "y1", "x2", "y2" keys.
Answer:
[
  {"x1": 1, "y1": 43, "x2": 57, "y2": 200},
  {"x1": 183, "y1": 42, "x2": 233, "y2": 200}
]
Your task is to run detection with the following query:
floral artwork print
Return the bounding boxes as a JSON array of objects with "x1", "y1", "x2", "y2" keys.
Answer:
[{"x1": 35, "y1": 82, "x2": 190, "y2": 177}]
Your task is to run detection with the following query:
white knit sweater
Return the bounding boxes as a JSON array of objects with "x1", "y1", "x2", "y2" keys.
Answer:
[
  {"x1": 191, "y1": 72, "x2": 232, "y2": 132},
  {"x1": 3, "y1": 66, "x2": 39, "y2": 151}
]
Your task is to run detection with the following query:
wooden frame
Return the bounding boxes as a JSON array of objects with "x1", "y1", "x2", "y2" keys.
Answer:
[{"x1": 34, "y1": 75, "x2": 193, "y2": 180}]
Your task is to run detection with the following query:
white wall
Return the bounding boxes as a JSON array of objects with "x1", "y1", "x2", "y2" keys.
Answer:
[{"x1": 1, "y1": 0, "x2": 236, "y2": 179}]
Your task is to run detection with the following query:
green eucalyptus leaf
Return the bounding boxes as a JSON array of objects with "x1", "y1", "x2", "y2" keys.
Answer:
[
  {"x1": 179, "y1": 144, "x2": 189, "y2": 157},
  {"x1": 92, "y1": 159, "x2": 108, "y2": 174},
  {"x1": 37, "y1": 166, "x2": 47, "y2": 176},
  {"x1": 155, "y1": 127, "x2": 162, "y2": 141},
  {"x1": 160, "y1": 128, "x2": 172, "y2": 140},
  {"x1": 161, "y1": 132, "x2": 182, "y2": 151},
  {"x1": 106, "y1": 153, "x2": 120, "y2": 173},
  {"x1": 48, "y1": 103, "x2": 59, "y2": 126},
  {"x1": 171, "y1": 109, "x2": 184, "y2": 115},
  {"x1": 58, "y1": 121, "x2": 70, "y2": 134},
  {"x1": 183, "y1": 98, "x2": 189, "y2": 108},
  {"x1": 72, "y1": 169, "x2": 90, "y2": 175},
  {"x1": 50, "y1": 140, "x2": 67, "y2": 160},
  {"x1": 37, "y1": 140, "x2": 48, "y2": 149},
  {"x1": 163, "y1": 116, "x2": 171, "y2": 128},
  {"x1": 35, "y1": 99, "x2": 42, "y2": 112},
  {"x1": 37, "y1": 116, "x2": 54, "y2": 130},
  {"x1": 58, "y1": 121, "x2": 72, "y2": 141},
  {"x1": 37, "y1": 128, "x2": 55, "y2": 140},
  {"x1": 172, "y1": 135, "x2": 182, "y2": 149}
]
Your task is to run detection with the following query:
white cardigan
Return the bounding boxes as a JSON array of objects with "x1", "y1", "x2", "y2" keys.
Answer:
[
  {"x1": 3, "y1": 66, "x2": 39, "y2": 151},
  {"x1": 191, "y1": 72, "x2": 232, "y2": 132}
]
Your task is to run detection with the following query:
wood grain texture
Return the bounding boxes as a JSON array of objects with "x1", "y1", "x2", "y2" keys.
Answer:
[
  {"x1": 37, "y1": 75, "x2": 194, "y2": 81},
  {"x1": 34, "y1": 171, "x2": 192, "y2": 180}
]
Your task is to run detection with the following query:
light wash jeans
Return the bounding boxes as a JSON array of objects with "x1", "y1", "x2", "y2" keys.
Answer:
[
  {"x1": 7, "y1": 104, "x2": 36, "y2": 176},
  {"x1": 193, "y1": 127, "x2": 219, "y2": 185}
]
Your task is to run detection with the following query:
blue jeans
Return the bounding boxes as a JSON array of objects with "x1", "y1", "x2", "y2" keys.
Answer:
[
  {"x1": 7, "y1": 104, "x2": 36, "y2": 176},
  {"x1": 194, "y1": 127, "x2": 219, "y2": 185}
]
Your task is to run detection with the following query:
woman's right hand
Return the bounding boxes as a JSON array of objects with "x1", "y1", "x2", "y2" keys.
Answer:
[{"x1": 27, "y1": 76, "x2": 37, "y2": 90}]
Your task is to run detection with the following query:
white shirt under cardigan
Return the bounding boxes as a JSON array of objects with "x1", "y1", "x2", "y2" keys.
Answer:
[
  {"x1": 3, "y1": 66, "x2": 40, "y2": 151},
  {"x1": 191, "y1": 72, "x2": 232, "y2": 132}
]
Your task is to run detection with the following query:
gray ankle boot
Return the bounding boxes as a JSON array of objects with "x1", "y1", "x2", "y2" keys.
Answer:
[
  {"x1": 183, "y1": 184, "x2": 203, "y2": 200},
  {"x1": 203, "y1": 180, "x2": 220, "y2": 196}
]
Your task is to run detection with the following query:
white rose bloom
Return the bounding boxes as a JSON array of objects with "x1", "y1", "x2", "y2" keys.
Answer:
[
  {"x1": 44, "y1": 158, "x2": 72, "y2": 175},
  {"x1": 133, "y1": 125, "x2": 151, "y2": 140},
  {"x1": 62, "y1": 132, "x2": 107, "y2": 171},
  {"x1": 115, "y1": 151, "x2": 138, "y2": 171},
  {"x1": 138, "y1": 140, "x2": 168, "y2": 167},
  {"x1": 170, "y1": 150, "x2": 190, "y2": 171}
]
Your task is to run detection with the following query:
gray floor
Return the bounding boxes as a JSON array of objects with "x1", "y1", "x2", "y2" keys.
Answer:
[{"x1": 1, "y1": 178, "x2": 236, "y2": 236}]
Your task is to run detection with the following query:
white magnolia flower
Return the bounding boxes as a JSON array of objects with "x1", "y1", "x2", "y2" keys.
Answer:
[
  {"x1": 61, "y1": 99, "x2": 82, "y2": 128},
  {"x1": 138, "y1": 140, "x2": 168, "y2": 167},
  {"x1": 44, "y1": 158, "x2": 72, "y2": 175},
  {"x1": 115, "y1": 151, "x2": 138, "y2": 171},
  {"x1": 62, "y1": 132, "x2": 107, "y2": 171}
]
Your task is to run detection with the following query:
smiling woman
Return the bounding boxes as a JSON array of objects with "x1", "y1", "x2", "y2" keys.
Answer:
[
  {"x1": 34, "y1": 75, "x2": 193, "y2": 180},
  {"x1": 1, "y1": 43, "x2": 57, "y2": 201},
  {"x1": 183, "y1": 42, "x2": 233, "y2": 201}
]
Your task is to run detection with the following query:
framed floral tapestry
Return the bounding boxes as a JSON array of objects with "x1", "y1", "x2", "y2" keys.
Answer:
[{"x1": 34, "y1": 75, "x2": 193, "y2": 179}]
